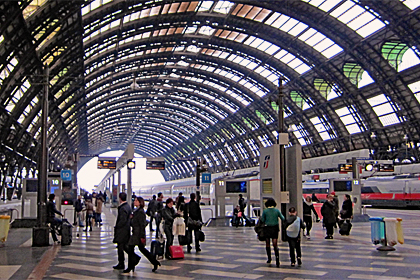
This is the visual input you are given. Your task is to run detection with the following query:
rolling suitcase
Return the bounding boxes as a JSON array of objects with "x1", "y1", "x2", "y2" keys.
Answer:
[
  {"x1": 151, "y1": 240, "x2": 165, "y2": 259},
  {"x1": 61, "y1": 219, "x2": 73, "y2": 246},
  {"x1": 169, "y1": 245, "x2": 184, "y2": 259}
]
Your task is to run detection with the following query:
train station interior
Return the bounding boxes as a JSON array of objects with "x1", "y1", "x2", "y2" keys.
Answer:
[{"x1": 1, "y1": 0, "x2": 420, "y2": 279}]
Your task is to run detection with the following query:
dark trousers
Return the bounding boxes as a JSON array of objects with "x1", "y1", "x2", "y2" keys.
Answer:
[
  {"x1": 303, "y1": 216, "x2": 312, "y2": 235},
  {"x1": 127, "y1": 244, "x2": 158, "y2": 268},
  {"x1": 86, "y1": 214, "x2": 93, "y2": 230},
  {"x1": 49, "y1": 217, "x2": 62, "y2": 242},
  {"x1": 187, "y1": 226, "x2": 200, "y2": 249},
  {"x1": 287, "y1": 237, "x2": 301, "y2": 263},
  {"x1": 117, "y1": 243, "x2": 130, "y2": 265},
  {"x1": 164, "y1": 227, "x2": 174, "y2": 257},
  {"x1": 325, "y1": 222, "x2": 335, "y2": 237},
  {"x1": 149, "y1": 214, "x2": 155, "y2": 231},
  {"x1": 155, "y1": 216, "x2": 162, "y2": 238}
]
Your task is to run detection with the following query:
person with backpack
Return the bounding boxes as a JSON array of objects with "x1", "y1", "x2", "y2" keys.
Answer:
[
  {"x1": 74, "y1": 195, "x2": 85, "y2": 227},
  {"x1": 146, "y1": 195, "x2": 157, "y2": 232},
  {"x1": 260, "y1": 198, "x2": 285, "y2": 267},
  {"x1": 285, "y1": 207, "x2": 305, "y2": 267}
]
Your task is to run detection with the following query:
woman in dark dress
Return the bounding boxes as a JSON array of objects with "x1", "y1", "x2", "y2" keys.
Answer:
[
  {"x1": 125, "y1": 197, "x2": 161, "y2": 273},
  {"x1": 340, "y1": 194, "x2": 353, "y2": 219}
]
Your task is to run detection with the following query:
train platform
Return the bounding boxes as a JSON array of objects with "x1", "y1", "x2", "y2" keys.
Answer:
[{"x1": 1, "y1": 207, "x2": 420, "y2": 280}]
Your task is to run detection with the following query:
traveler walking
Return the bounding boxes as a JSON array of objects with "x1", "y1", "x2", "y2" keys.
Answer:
[
  {"x1": 260, "y1": 198, "x2": 285, "y2": 267},
  {"x1": 125, "y1": 196, "x2": 161, "y2": 273},
  {"x1": 74, "y1": 195, "x2": 85, "y2": 227},
  {"x1": 146, "y1": 195, "x2": 157, "y2": 232},
  {"x1": 161, "y1": 198, "x2": 178, "y2": 259},
  {"x1": 155, "y1": 192, "x2": 164, "y2": 238},
  {"x1": 184, "y1": 193, "x2": 203, "y2": 253},
  {"x1": 96, "y1": 195, "x2": 104, "y2": 226},
  {"x1": 340, "y1": 194, "x2": 353, "y2": 219},
  {"x1": 83, "y1": 198, "x2": 94, "y2": 232},
  {"x1": 321, "y1": 194, "x2": 336, "y2": 239},
  {"x1": 285, "y1": 207, "x2": 305, "y2": 267},
  {"x1": 302, "y1": 196, "x2": 319, "y2": 239},
  {"x1": 112, "y1": 192, "x2": 132, "y2": 270}
]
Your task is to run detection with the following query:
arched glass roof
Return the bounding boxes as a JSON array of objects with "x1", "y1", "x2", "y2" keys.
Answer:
[{"x1": 1, "y1": 0, "x2": 420, "y2": 180}]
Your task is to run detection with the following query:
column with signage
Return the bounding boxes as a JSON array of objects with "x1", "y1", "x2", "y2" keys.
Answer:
[{"x1": 60, "y1": 169, "x2": 75, "y2": 223}]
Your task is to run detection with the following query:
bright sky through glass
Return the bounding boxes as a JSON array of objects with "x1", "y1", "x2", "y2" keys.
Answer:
[{"x1": 77, "y1": 150, "x2": 165, "y2": 194}]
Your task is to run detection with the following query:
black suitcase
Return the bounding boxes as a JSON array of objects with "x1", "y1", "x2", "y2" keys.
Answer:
[
  {"x1": 61, "y1": 219, "x2": 73, "y2": 245},
  {"x1": 178, "y1": 235, "x2": 189, "y2": 246},
  {"x1": 339, "y1": 220, "x2": 352, "y2": 235},
  {"x1": 151, "y1": 240, "x2": 165, "y2": 259}
]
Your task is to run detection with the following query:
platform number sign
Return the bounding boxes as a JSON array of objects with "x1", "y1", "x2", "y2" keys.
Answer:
[
  {"x1": 61, "y1": 170, "x2": 72, "y2": 181},
  {"x1": 202, "y1": 173, "x2": 211, "y2": 184}
]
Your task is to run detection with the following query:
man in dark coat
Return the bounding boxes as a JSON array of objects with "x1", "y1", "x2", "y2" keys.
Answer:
[
  {"x1": 184, "y1": 193, "x2": 203, "y2": 253},
  {"x1": 146, "y1": 195, "x2": 157, "y2": 232},
  {"x1": 46, "y1": 193, "x2": 63, "y2": 243},
  {"x1": 155, "y1": 192, "x2": 164, "y2": 238},
  {"x1": 321, "y1": 194, "x2": 336, "y2": 239},
  {"x1": 113, "y1": 192, "x2": 132, "y2": 270}
]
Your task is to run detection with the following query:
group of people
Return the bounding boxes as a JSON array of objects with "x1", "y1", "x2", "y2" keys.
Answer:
[
  {"x1": 259, "y1": 193, "x2": 353, "y2": 267},
  {"x1": 113, "y1": 191, "x2": 203, "y2": 273},
  {"x1": 232, "y1": 194, "x2": 247, "y2": 227},
  {"x1": 74, "y1": 192, "x2": 105, "y2": 231},
  {"x1": 321, "y1": 192, "x2": 353, "y2": 239}
]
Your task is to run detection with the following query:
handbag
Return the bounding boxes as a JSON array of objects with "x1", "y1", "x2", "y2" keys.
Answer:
[
  {"x1": 187, "y1": 217, "x2": 202, "y2": 227},
  {"x1": 199, "y1": 230, "x2": 205, "y2": 242},
  {"x1": 238, "y1": 212, "x2": 243, "y2": 218},
  {"x1": 254, "y1": 218, "x2": 265, "y2": 241}
]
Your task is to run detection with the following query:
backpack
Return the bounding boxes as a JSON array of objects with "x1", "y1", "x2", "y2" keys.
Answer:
[{"x1": 286, "y1": 217, "x2": 301, "y2": 238}]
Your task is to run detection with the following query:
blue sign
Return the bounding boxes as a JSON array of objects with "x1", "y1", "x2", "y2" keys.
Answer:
[
  {"x1": 202, "y1": 173, "x2": 211, "y2": 184},
  {"x1": 61, "y1": 170, "x2": 72, "y2": 181}
]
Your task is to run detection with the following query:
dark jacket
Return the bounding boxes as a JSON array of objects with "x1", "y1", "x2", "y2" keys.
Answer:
[
  {"x1": 113, "y1": 202, "x2": 132, "y2": 244},
  {"x1": 147, "y1": 199, "x2": 157, "y2": 216},
  {"x1": 74, "y1": 199, "x2": 84, "y2": 212},
  {"x1": 161, "y1": 206, "x2": 177, "y2": 231},
  {"x1": 184, "y1": 200, "x2": 202, "y2": 222},
  {"x1": 303, "y1": 199, "x2": 319, "y2": 219},
  {"x1": 156, "y1": 199, "x2": 164, "y2": 217},
  {"x1": 239, "y1": 197, "x2": 246, "y2": 212},
  {"x1": 128, "y1": 207, "x2": 147, "y2": 246},
  {"x1": 341, "y1": 199, "x2": 353, "y2": 219},
  {"x1": 46, "y1": 200, "x2": 62, "y2": 220},
  {"x1": 321, "y1": 200, "x2": 336, "y2": 224}
]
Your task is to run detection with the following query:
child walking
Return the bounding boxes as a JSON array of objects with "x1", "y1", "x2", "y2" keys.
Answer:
[{"x1": 285, "y1": 207, "x2": 305, "y2": 267}]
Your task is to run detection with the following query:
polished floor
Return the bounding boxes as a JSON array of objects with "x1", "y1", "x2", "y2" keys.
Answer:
[{"x1": 1, "y1": 206, "x2": 420, "y2": 279}]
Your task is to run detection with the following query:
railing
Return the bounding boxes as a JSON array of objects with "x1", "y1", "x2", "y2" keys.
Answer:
[
  {"x1": 64, "y1": 208, "x2": 74, "y2": 220},
  {"x1": 201, "y1": 208, "x2": 214, "y2": 219}
]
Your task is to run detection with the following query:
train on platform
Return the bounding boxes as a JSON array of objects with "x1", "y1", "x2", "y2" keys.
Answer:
[{"x1": 135, "y1": 171, "x2": 420, "y2": 208}]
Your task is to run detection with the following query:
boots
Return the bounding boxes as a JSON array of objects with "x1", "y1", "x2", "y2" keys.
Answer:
[
  {"x1": 265, "y1": 247, "x2": 271, "y2": 263},
  {"x1": 275, "y1": 247, "x2": 280, "y2": 267}
]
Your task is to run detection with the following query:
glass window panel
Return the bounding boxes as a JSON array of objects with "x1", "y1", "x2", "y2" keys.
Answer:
[
  {"x1": 379, "y1": 113, "x2": 400, "y2": 126},
  {"x1": 347, "y1": 123, "x2": 361, "y2": 134}
]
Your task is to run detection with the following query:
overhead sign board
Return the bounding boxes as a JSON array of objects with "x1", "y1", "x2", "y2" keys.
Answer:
[
  {"x1": 202, "y1": 173, "x2": 211, "y2": 184},
  {"x1": 60, "y1": 169, "x2": 72, "y2": 181},
  {"x1": 146, "y1": 157, "x2": 165, "y2": 170},
  {"x1": 97, "y1": 157, "x2": 117, "y2": 169}
]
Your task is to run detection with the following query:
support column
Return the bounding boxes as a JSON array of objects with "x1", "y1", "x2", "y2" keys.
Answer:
[
  {"x1": 127, "y1": 167, "x2": 132, "y2": 207},
  {"x1": 33, "y1": 67, "x2": 49, "y2": 247}
]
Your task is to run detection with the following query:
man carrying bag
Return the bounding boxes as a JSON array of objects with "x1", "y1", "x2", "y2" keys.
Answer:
[{"x1": 184, "y1": 193, "x2": 203, "y2": 253}]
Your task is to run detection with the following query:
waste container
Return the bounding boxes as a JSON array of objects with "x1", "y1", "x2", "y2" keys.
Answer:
[
  {"x1": 0, "y1": 215, "x2": 11, "y2": 243},
  {"x1": 384, "y1": 218, "x2": 398, "y2": 246},
  {"x1": 396, "y1": 218, "x2": 404, "y2": 245},
  {"x1": 369, "y1": 217, "x2": 385, "y2": 245}
]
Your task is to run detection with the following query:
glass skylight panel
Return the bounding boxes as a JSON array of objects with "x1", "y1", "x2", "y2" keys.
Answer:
[
  {"x1": 265, "y1": 45, "x2": 280, "y2": 55},
  {"x1": 358, "y1": 71, "x2": 374, "y2": 88},
  {"x1": 315, "y1": 0, "x2": 342, "y2": 12},
  {"x1": 214, "y1": 1, "x2": 234, "y2": 14},
  {"x1": 401, "y1": 0, "x2": 420, "y2": 10},
  {"x1": 288, "y1": 22, "x2": 308, "y2": 36},
  {"x1": 408, "y1": 80, "x2": 420, "y2": 94},
  {"x1": 398, "y1": 48, "x2": 420, "y2": 71},
  {"x1": 198, "y1": 26, "x2": 215, "y2": 36}
]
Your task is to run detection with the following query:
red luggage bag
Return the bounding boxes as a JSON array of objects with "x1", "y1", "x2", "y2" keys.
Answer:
[{"x1": 169, "y1": 245, "x2": 185, "y2": 259}]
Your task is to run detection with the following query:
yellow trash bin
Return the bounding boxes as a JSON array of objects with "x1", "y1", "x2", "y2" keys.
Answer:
[
  {"x1": 0, "y1": 215, "x2": 11, "y2": 243},
  {"x1": 396, "y1": 218, "x2": 404, "y2": 245}
]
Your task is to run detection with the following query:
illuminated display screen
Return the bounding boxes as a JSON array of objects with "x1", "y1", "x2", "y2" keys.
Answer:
[
  {"x1": 379, "y1": 164, "x2": 394, "y2": 172},
  {"x1": 226, "y1": 181, "x2": 247, "y2": 193},
  {"x1": 146, "y1": 160, "x2": 165, "y2": 170},
  {"x1": 97, "y1": 159, "x2": 117, "y2": 169},
  {"x1": 338, "y1": 163, "x2": 353, "y2": 172}
]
